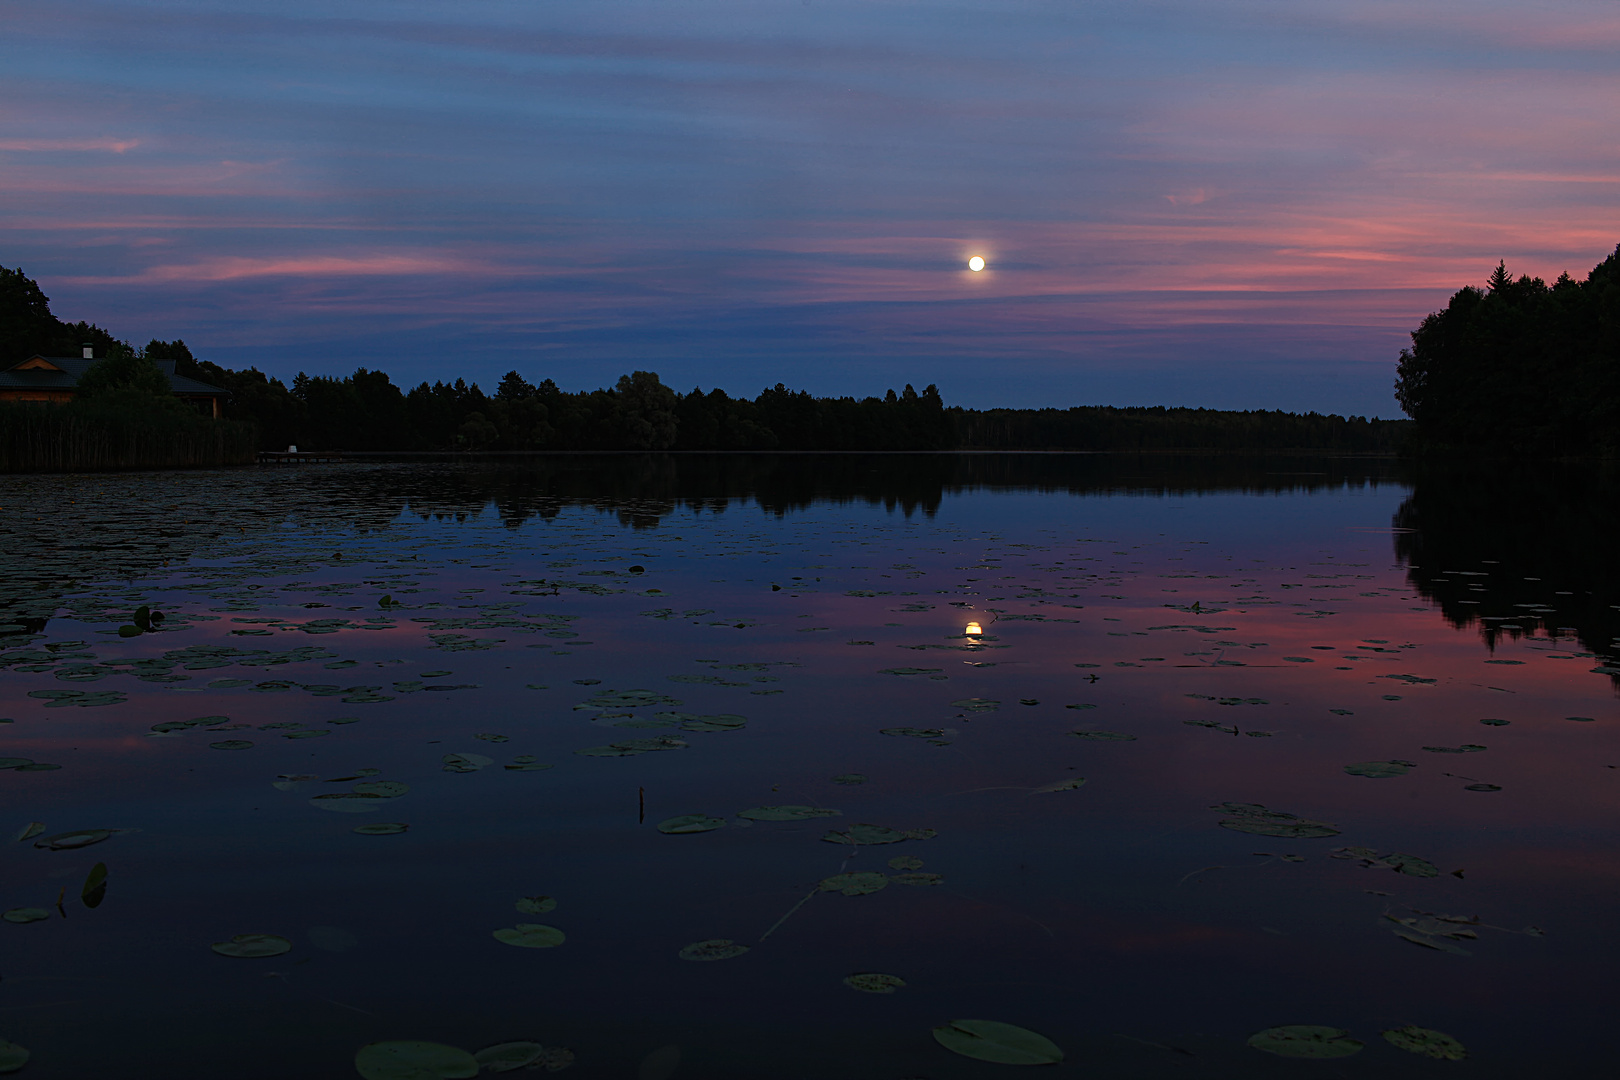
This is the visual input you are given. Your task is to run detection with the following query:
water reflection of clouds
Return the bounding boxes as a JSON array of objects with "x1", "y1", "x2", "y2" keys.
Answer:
[{"x1": 2, "y1": 457, "x2": 1617, "y2": 1073}]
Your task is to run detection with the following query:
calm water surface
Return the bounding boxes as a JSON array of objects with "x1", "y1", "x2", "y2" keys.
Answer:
[{"x1": 0, "y1": 455, "x2": 1615, "y2": 1079}]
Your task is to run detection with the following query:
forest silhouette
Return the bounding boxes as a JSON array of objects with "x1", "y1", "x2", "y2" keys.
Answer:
[
  {"x1": 4, "y1": 264, "x2": 1410, "y2": 457},
  {"x1": 1396, "y1": 244, "x2": 1620, "y2": 455}
]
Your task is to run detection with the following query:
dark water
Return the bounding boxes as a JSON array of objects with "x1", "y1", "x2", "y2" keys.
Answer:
[{"x1": 0, "y1": 454, "x2": 1615, "y2": 1079}]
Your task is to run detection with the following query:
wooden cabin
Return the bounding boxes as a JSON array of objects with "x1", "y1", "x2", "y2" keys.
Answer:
[{"x1": 0, "y1": 347, "x2": 230, "y2": 417}]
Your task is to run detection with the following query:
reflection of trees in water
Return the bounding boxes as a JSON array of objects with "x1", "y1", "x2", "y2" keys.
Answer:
[
  {"x1": 2, "y1": 452, "x2": 1401, "y2": 635},
  {"x1": 1395, "y1": 461, "x2": 1620, "y2": 683},
  {"x1": 366, "y1": 452, "x2": 1403, "y2": 530}
]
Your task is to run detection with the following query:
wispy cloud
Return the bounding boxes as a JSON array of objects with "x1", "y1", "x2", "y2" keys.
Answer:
[{"x1": 0, "y1": 138, "x2": 139, "y2": 153}]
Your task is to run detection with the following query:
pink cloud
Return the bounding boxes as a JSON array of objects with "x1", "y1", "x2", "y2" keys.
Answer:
[
  {"x1": 63, "y1": 253, "x2": 494, "y2": 285},
  {"x1": 0, "y1": 138, "x2": 140, "y2": 153}
]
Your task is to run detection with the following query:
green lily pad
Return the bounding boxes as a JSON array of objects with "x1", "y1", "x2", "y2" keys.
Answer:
[
  {"x1": 352, "y1": 781, "x2": 409, "y2": 798},
  {"x1": 1069, "y1": 730, "x2": 1136, "y2": 741},
  {"x1": 892, "y1": 872, "x2": 944, "y2": 886},
  {"x1": 1344, "y1": 760, "x2": 1413, "y2": 778},
  {"x1": 493, "y1": 924, "x2": 565, "y2": 948},
  {"x1": 1213, "y1": 803, "x2": 1340, "y2": 839},
  {"x1": 678, "y1": 938, "x2": 749, "y2": 961},
  {"x1": 515, "y1": 896, "x2": 556, "y2": 915},
  {"x1": 844, "y1": 972, "x2": 906, "y2": 993},
  {"x1": 14, "y1": 822, "x2": 44, "y2": 842},
  {"x1": 950, "y1": 698, "x2": 1000, "y2": 713},
  {"x1": 888, "y1": 855, "x2": 924, "y2": 870},
  {"x1": 831, "y1": 773, "x2": 867, "y2": 785},
  {"x1": 931, "y1": 1019, "x2": 1064, "y2": 1065},
  {"x1": 471, "y1": 1042, "x2": 545, "y2": 1072},
  {"x1": 442, "y1": 753, "x2": 494, "y2": 772},
  {"x1": 210, "y1": 740, "x2": 254, "y2": 750},
  {"x1": 310, "y1": 793, "x2": 386, "y2": 813},
  {"x1": 822, "y1": 823, "x2": 909, "y2": 846},
  {"x1": 657, "y1": 815, "x2": 725, "y2": 834},
  {"x1": 210, "y1": 933, "x2": 292, "y2": 958},
  {"x1": 574, "y1": 745, "x2": 643, "y2": 757},
  {"x1": 1247, "y1": 1026, "x2": 1363, "y2": 1059},
  {"x1": 0, "y1": 1041, "x2": 28, "y2": 1074},
  {"x1": 2, "y1": 908, "x2": 50, "y2": 924},
  {"x1": 355, "y1": 1040, "x2": 479, "y2": 1080},
  {"x1": 820, "y1": 871, "x2": 888, "y2": 895},
  {"x1": 737, "y1": 805, "x2": 841, "y2": 822},
  {"x1": 352, "y1": 823, "x2": 408, "y2": 835},
  {"x1": 34, "y1": 828, "x2": 113, "y2": 850},
  {"x1": 879, "y1": 727, "x2": 945, "y2": 738},
  {"x1": 1031, "y1": 778, "x2": 1087, "y2": 793},
  {"x1": 1382, "y1": 1025, "x2": 1466, "y2": 1060},
  {"x1": 82, "y1": 861, "x2": 107, "y2": 908}
]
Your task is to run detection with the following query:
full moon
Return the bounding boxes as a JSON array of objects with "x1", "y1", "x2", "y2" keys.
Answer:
[{"x1": 968, "y1": 256, "x2": 985, "y2": 272}]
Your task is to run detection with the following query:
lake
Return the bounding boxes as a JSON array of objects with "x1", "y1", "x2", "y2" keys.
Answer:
[{"x1": 1, "y1": 453, "x2": 1615, "y2": 1078}]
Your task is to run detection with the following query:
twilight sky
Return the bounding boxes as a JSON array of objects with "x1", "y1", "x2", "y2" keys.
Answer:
[{"x1": 3, "y1": 0, "x2": 1618, "y2": 415}]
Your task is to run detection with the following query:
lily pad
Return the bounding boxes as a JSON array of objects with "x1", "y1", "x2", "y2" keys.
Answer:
[
  {"x1": 1031, "y1": 778, "x2": 1087, "y2": 793},
  {"x1": 888, "y1": 855, "x2": 924, "y2": 870},
  {"x1": 1213, "y1": 803, "x2": 1339, "y2": 839},
  {"x1": 210, "y1": 740, "x2": 254, "y2": 751},
  {"x1": 932, "y1": 1019, "x2": 1064, "y2": 1065},
  {"x1": 34, "y1": 828, "x2": 113, "y2": 850},
  {"x1": 442, "y1": 752, "x2": 495, "y2": 772},
  {"x1": 679, "y1": 938, "x2": 749, "y2": 961},
  {"x1": 472, "y1": 1042, "x2": 545, "y2": 1072},
  {"x1": 844, "y1": 972, "x2": 906, "y2": 993},
  {"x1": 1344, "y1": 760, "x2": 1413, "y2": 778},
  {"x1": 13, "y1": 822, "x2": 44, "y2": 842},
  {"x1": 737, "y1": 805, "x2": 841, "y2": 822},
  {"x1": 211, "y1": 933, "x2": 292, "y2": 958},
  {"x1": 950, "y1": 698, "x2": 1000, "y2": 713},
  {"x1": 353, "y1": 823, "x2": 408, "y2": 835},
  {"x1": 3, "y1": 908, "x2": 50, "y2": 924},
  {"x1": 352, "y1": 781, "x2": 410, "y2": 798},
  {"x1": 310, "y1": 793, "x2": 386, "y2": 813},
  {"x1": 657, "y1": 815, "x2": 725, "y2": 834},
  {"x1": 0, "y1": 1041, "x2": 28, "y2": 1074},
  {"x1": 493, "y1": 924, "x2": 565, "y2": 948},
  {"x1": 822, "y1": 823, "x2": 909, "y2": 846},
  {"x1": 515, "y1": 896, "x2": 556, "y2": 915},
  {"x1": 82, "y1": 861, "x2": 107, "y2": 907},
  {"x1": 892, "y1": 872, "x2": 944, "y2": 886},
  {"x1": 879, "y1": 727, "x2": 945, "y2": 738},
  {"x1": 1247, "y1": 1026, "x2": 1363, "y2": 1059},
  {"x1": 1069, "y1": 730, "x2": 1136, "y2": 741},
  {"x1": 355, "y1": 1040, "x2": 479, "y2": 1080},
  {"x1": 1382, "y1": 1025, "x2": 1466, "y2": 1060},
  {"x1": 820, "y1": 871, "x2": 888, "y2": 895}
]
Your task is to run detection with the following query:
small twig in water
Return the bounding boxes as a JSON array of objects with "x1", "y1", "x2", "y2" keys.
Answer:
[
  {"x1": 759, "y1": 886, "x2": 821, "y2": 944},
  {"x1": 1175, "y1": 865, "x2": 1224, "y2": 888}
]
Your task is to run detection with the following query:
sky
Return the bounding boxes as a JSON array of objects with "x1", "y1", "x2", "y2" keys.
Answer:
[{"x1": 2, "y1": 0, "x2": 1618, "y2": 417}]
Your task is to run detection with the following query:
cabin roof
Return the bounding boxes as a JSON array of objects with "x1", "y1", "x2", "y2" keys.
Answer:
[{"x1": 0, "y1": 356, "x2": 229, "y2": 397}]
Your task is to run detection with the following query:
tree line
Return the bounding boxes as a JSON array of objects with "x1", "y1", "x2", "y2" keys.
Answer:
[
  {"x1": 4, "y1": 263, "x2": 1407, "y2": 455},
  {"x1": 1396, "y1": 245, "x2": 1620, "y2": 455}
]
